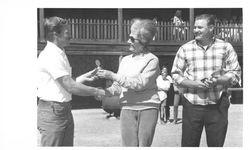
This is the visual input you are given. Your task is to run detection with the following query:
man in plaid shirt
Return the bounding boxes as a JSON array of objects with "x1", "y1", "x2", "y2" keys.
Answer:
[{"x1": 171, "y1": 14, "x2": 241, "y2": 147}]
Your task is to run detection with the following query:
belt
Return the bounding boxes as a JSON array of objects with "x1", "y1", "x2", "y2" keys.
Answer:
[
  {"x1": 38, "y1": 99, "x2": 71, "y2": 106},
  {"x1": 184, "y1": 92, "x2": 228, "y2": 108}
]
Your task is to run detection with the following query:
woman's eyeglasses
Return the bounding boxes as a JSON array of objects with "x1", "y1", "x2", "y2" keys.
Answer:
[{"x1": 128, "y1": 36, "x2": 142, "y2": 43}]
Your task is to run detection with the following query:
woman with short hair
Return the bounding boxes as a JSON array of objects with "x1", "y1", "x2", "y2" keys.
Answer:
[{"x1": 96, "y1": 18, "x2": 160, "y2": 146}]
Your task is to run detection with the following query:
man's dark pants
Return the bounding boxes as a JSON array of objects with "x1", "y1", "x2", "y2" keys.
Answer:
[
  {"x1": 37, "y1": 100, "x2": 74, "y2": 146},
  {"x1": 181, "y1": 94, "x2": 230, "y2": 147}
]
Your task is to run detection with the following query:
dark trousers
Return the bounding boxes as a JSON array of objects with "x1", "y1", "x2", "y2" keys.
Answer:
[
  {"x1": 37, "y1": 100, "x2": 74, "y2": 146},
  {"x1": 181, "y1": 94, "x2": 230, "y2": 147}
]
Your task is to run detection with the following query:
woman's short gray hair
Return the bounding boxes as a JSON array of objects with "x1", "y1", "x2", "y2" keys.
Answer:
[{"x1": 131, "y1": 18, "x2": 157, "y2": 45}]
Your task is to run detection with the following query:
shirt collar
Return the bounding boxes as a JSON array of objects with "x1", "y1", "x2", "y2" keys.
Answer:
[{"x1": 195, "y1": 36, "x2": 216, "y2": 50}]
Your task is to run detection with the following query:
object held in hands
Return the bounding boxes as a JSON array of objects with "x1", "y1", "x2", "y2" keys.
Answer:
[
  {"x1": 201, "y1": 78, "x2": 208, "y2": 83},
  {"x1": 95, "y1": 59, "x2": 101, "y2": 69}
]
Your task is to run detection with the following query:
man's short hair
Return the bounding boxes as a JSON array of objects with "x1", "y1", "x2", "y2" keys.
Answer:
[
  {"x1": 44, "y1": 16, "x2": 69, "y2": 42},
  {"x1": 195, "y1": 14, "x2": 216, "y2": 26}
]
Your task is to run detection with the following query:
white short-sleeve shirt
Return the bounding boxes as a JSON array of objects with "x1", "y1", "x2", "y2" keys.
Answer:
[
  {"x1": 156, "y1": 75, "x2": 172, "y2": 101},
  {"x1": 37, "y1": 41, "x2": 72, "y2": 102}
]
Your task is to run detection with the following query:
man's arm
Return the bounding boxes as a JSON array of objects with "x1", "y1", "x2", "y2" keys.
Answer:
[
  {"x1": 75, "y1": 68, "x2": 98, "y2": 83},
  {"x1": 180, "y1": 78, "x2": 209, "y2": 90},
  {"x1": 205, "y1": 44, "x2": 241, "y2": 88},
  {"x1": 223, "y1": 43, "x2": 242, "y2": 86},
  {"x1": 57, "y1": 75, "x2": 105, "y2": 97},
  {"x1": 171, "y1": 47, "x2": 208, "y2": 90}
]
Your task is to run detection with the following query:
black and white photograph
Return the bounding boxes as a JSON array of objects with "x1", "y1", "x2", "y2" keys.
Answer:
[
  {"x1": 36, "y1": 7, "x2": 243, "y2": 147},
  {"x1": 0, "y1": 0, "x2": 248, "y2": 149}
]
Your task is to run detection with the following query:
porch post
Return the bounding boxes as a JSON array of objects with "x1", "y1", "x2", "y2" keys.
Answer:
[
  {"x1": 39, "y1": 8, "x2": 45, "y2": 42},
  {"x1": 189, "y1": 8, "x2": 194, "y2": 40},
  {"x1": 118, "y1": 8, "x2": 123, "y2": 42}
]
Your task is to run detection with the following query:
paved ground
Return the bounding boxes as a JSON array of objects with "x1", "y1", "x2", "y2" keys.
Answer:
[{"x1": 38, "y1": 104, "x2": 242, "y2": 147}]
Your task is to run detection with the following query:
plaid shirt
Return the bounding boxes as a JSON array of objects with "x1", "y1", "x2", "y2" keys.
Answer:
[{"x1": 171, "y1": 38, "x2": 241, "y2": 105}]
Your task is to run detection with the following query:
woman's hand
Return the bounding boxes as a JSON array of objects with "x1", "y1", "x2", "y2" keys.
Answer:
[{"x1": 96, "y1": 69, "x2": 115, "y2": 80}]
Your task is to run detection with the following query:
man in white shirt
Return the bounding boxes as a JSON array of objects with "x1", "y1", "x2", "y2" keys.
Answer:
[{"x1": 37, "y1": 16, "x2": 105, "y2": 146}]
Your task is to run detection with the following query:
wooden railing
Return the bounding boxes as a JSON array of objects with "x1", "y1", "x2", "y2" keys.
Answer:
[
  {"x1": 122, "y1": 20, "x2": 191, "y2": 42},
  {"x1": 214, "y1": 23, "x2": 243, "y2": 42},
  {"x1": 69, "y1": 18, "x2": 118, "y2": 41},
  {"x1": 39, "y1": 18, "x2": 243, "y2": 43},
  {"x1": 68, "y1": 19, "x2": 192, "y2": 42}
]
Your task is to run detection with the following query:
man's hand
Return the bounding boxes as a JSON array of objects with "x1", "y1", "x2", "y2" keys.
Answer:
[
  {"x1": 82, "y1": 76, "x2": 99, "y2": 82},
  {"x1": 94, "y1": 87, "x2": 106, "y2": 101},
  {"x1": 203, "y1": 77, "x2": 218, "y2": 88},
  {"x1": 195, "y1": 80, "x2": 210, "y2": 90},
  {"x1": 96, "y1": 69, "x2": 115, "y2": 80},
  {"x1": 84, "y1": 68, "x2": 99, "y2": 78},
  {"x1": 76, "y1": 68, "x2": 99, "y2": 83}
]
